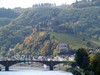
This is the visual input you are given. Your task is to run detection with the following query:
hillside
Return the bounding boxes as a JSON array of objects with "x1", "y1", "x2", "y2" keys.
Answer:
[
  {"x1": 0, "y1": 2, "x2": 100, "y2": 56},
  {"x1": 10, "y1": 31, "x2": 59, "y2": 56},
  {"x1": 7, "y1": 31, "x2": 99, "y2": 57},
  {"x1": 8, "y1": 6, "x2": 100, "y2": 41},
  {"x1": 50, "y1": 32, "x2": 100, "y2": 49},
  {"x1": 0, "y1": 8, "x2": 19, "y2": 26}
]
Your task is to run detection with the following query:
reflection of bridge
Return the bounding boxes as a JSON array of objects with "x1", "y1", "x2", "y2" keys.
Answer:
[{"x1": 0, "y1": 60, "x2": 72, "y2": 71}]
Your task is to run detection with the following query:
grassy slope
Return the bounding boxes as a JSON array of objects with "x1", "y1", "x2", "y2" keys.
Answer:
[{"x1": 50, "y1": 32, "x2": 100, "y2": 49}]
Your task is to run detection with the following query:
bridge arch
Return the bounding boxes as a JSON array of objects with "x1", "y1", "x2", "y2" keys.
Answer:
[{"x1": 0, "y1": 60, "x2": 72, "y2": 71}]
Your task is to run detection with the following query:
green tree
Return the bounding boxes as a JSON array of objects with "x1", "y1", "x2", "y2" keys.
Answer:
[
  {"x1": 75, "y1": 48, "x2": 89, "y2": 69},
  {"x1": 89, "y1": 54, "x2": 100, "y2": 75}
]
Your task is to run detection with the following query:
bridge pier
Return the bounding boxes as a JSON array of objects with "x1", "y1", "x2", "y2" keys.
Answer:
[
  {"x1": 49, "y1": 61, "x2": 54, "y2": 70},
  {"x1": 49, "y1": 66, "x2": 53, "y2": 70},
  {"x1": 5, "y1": 66, "x2": 9, "y2": 71}
]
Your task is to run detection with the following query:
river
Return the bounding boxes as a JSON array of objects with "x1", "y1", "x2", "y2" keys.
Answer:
[{"x1": 0, "y1": 67, "x2": 73, "y2": 75}]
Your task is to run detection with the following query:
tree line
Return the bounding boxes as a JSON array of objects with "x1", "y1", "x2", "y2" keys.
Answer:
[
  {"x1": 67, "y1": 48, "x2": 100, "y2": 75},
  {"x1": 32, "y1": 3, "x2": 56, "y2": 7}
]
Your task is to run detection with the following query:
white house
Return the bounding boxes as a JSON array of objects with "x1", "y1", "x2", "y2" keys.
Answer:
[{"x1": 58, "y1": 43, "x2": 69, "y2": 54}]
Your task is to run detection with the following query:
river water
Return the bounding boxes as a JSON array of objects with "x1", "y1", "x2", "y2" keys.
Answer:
[{"x1": 0, "y1": 67, "x2": 73, "y2": 75}]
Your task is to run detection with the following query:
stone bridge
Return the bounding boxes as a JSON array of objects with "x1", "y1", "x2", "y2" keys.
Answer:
[{"x1": 0, "y1": 60, "x2": 72, "y2": 71}]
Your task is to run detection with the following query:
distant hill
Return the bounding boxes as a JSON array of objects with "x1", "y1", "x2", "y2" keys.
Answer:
[
  {"x1": 0, "y1": 3, "x2": 100, "y2": 56},
  {"x1": 10, "y1": 6, "x2": 100, "y2": 36}
]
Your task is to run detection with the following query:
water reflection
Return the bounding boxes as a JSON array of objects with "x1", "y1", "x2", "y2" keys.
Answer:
[{"x1": 0, "y1": 67, "x2": 73, "y2": 75}]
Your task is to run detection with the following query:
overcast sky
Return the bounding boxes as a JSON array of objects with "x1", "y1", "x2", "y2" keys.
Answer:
[{"x1": 0, "y1": 0, "x2": 76, "y2": 8}]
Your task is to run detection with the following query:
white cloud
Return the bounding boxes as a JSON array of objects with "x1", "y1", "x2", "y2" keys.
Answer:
[{"x1": 0, "y1": 0, "x2": 76, "y2": 8}]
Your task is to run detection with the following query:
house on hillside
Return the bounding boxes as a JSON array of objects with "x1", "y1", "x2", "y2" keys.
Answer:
[
  {"x1": 58, "y1": 43, "x2": 70, "y2": 55},
  {"x1": 95, "y1": 46, "x2": 100, "y2": 53}
]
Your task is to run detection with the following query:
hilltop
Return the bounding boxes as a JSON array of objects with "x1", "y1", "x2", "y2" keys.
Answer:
[{"x1": 0, "y1": 1, "x2": 100, "y2": 56}]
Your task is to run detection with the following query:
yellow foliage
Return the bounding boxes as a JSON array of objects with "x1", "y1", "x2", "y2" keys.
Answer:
[
  {"x1": 51, "y1": 39, "x2": 58, "y2": 46},
  {"x1": 15, "y1": 43, "x2": 22, "y2": 50},
  {"x1": 53, "y1": 45, "x2": 59, "y2": 56},
  {"x1": 24, "y1": 34, "x2": 33, "y2": 45},
  {"x1": 89, "y1": 54, "x2": 100, "y2": 65},
  {"x1": 89, "y1": 54, "x2": 95, "y2": 65},
  {"x1": 39, "y1": 32, "x2": 47, "y2": 38},
  {"x1": 29, "y1": 34, "x2": 33, "y2": 40},
  {"x1": 18, "y1": 44, "x2": 23, "y2": 49},
  {"x1": 40, "y1": 41, "x2": 50, "y2": 55},
  {"x1": 24, "y1": 37, "x2": 30, "y2": 45}
]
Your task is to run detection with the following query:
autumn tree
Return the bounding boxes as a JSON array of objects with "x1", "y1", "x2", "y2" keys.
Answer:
[
  {"x1": 40, "y1": 41, "x2": 50, "y2": 55},
  {"x1": 53, "y1": 45, "x2": 59, "y2": 56}
]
